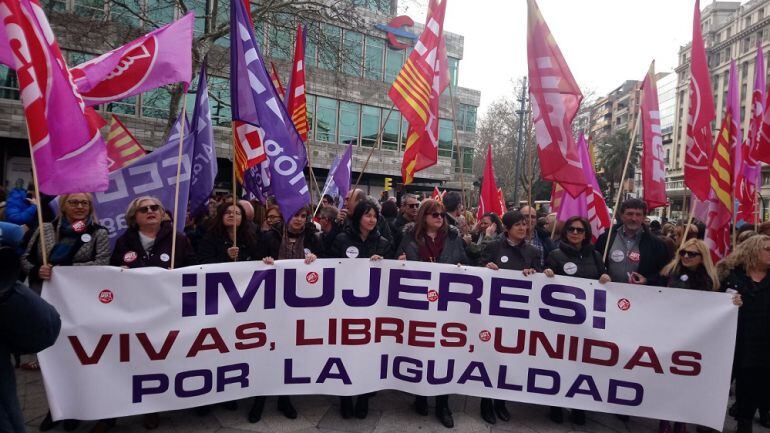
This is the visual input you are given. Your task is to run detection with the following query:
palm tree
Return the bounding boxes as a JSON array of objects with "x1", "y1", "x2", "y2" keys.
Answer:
[{"x1": 595, "y1": 130, "x2": 641, "y2": 201}]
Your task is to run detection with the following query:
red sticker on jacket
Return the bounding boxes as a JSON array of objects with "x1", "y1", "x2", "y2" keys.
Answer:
[
  {"x1": 72, "y1": 220, "x2": 86, "y2": 233},
  {"x1": 123, "y1": 251, "x2": 137, "y2": 263},
  {"x1": 628, "y1": 251, "x2": 641, "y2": 262}
]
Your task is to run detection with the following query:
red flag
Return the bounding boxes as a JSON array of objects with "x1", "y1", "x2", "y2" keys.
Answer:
[
  {"x1": 432, "y1": 186, "x2": 442, "y2": 202},
  {"x1": 527, "y1": 0, "x2": 586, "y2": 197},
  {"x1": 738, "y1": 44, "x2": 765, "y2": 223},
  {"x1": 550, "y1": 182, "x2": 565, "y2": 214},
  {"x1": 497, "y1": 188, "x2": 506, "y2": 213},
  {"x1": 640, "y1": 61, "x2": 667, "y2": 209},
  {"x1": 685, "y1": 0, "x2": 716, "y2": 201},
  {"x1": 476, "y1": 145, "x2": 504, "y2": 220},
  {"x1": 270, "y1": 62, "x2": 286, "y2": 102},
  {"x1": 285, "y1": 25, "x2": 308, "y2": 141},
  {"x1": 106, "y1": 115, "x2": 146, "y2": 171}
]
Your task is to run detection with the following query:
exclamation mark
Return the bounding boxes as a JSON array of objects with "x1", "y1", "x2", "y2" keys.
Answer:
[
  {"x1": 593, "y1": 289, "x2": 607, "y2": 329},
  {"x1": 182, "y1": 274, "x2": 198, "y2": 317}
]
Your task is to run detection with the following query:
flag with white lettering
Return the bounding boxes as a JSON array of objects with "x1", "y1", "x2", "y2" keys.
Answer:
[
  {"x1": 187, "y1": 62, "x2": 217, "y2": 218},
  {"x1": 640, "y1": 61, "x2": 667, "y2": 209}
]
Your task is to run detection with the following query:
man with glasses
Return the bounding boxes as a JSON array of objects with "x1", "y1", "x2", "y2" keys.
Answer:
[
  {"x1": 596, "y1": 198, "x2": 670, "y2": 286},
  {"x1": 519, "y1": 205, "x2": 555, "y2": 269},
  {"x1": 317, "y1": 206, "x2": 339, "y2": 256},
  {"x1": 392, "y1": 194, "x2": 420, "y2": 249}
]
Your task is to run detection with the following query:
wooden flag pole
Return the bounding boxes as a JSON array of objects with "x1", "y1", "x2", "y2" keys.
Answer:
[
  {"x1": 679, "y1": 190, "x2": 695, "y2": 251},
  {"x1": 526, "y1": 113, "x2": 536, "y2": 241},
  {"x1": 170, "y1": 104, "x2": 188, "y2": 270},
  {"x1": 448, "y1": 84, "x2": 468, "y2": 209},
  {"x1": 603, "y1": 107, "x2": 642, "y2": 263},
  {"x1": 755, "y1": 188, "x2": 760, "y2": 231},
  {"x1": 230, "y1": 127, "x2": 239, "y2": 262},
  {"x1": 24, "y1": 122, "x2": 48, "y2": 267},
  {"x1": 304, "y1": 141, "x2": 324, "y2": 206},
  {"x1": 353, "y1": 104, "x2": 396, "y2": 191}
]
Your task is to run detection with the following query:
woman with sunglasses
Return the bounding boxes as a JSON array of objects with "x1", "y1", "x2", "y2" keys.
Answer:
[
  {"x1": 198, "y1": 202, "x2": 263, "y2": 264},
  {"x1": 477, "y1": 210, "x2": 541, "y2": 425},
  {"x1": 331, "y1": 199, "x2": 392, "y2": 419},
  {"x1": 541, "y1": 216, "x2": 609, "y2": 425},
  {"x1": 111, "y1": 196, "x2": 197, "y2": 270},
  {"x1": 20, "y1": 193, "x2": 110, "y2": 432},
  {"x1": 396, "y1": 199, "x2": 468, "y2": 429}
]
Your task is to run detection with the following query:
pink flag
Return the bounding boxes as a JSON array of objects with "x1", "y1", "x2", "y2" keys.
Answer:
[
  {"x1": 0, "y1": 0, "x2": 108, "y2": 194},
  {"x1": 737, "y1": 44, "x2": 765, "y2": 223},
  {"x1": 640, "y1": 61, "x2": 667, "y2": 209},
  {"x1": 527, "y1": 0, "x2": 587, "y2": 197},
  {"x1": 684, "y1": 0, "x2": 716, "y2": 201},
  {"x1": 69, "y1": 13, "x2": 193, "y2": 106}
]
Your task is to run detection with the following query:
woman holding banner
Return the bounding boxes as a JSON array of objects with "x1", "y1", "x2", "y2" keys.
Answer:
[
  {"x1": 397, "y1": 198, "x2": 467, "y2": 429},
  {"x1": 331, "y1": 198, "x2": 392, "y2": 419},
  {"x1": 476, "y1": 210, "x2": 541, "y2": 425},
  {"x1": 542, "y1": 216, "x2": 610, "y2": 425},
  {"x1": 198, "y1": 202, "x2": 263, "y2": 263},
  {"x1": 20, "y1": 192, "x2": 110, "y2": 432}
]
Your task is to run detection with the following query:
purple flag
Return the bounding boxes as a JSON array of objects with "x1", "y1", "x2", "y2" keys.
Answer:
[
  {"x1": 321, "y1": 156, "x2": 341, "y2": 203},
  {"x1": 69, "y1": 13, "x2": 193, "y2": 106},
  {"x1": 331, "y1": 143, "x2": 353, "y2": 207},
  {"x1": 230, "y1": 0, "x2": 309, "y2": 221},
  {"x1": 187, "y1": 62, "x2": 217, "y2": 217},
  {"x1": 93, "y1": 114, "x2": 191, "y2": 247}
]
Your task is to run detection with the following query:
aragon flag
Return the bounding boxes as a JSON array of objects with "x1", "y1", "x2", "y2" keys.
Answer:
[{"x1": 105, "y1": 115, "x2": 146, "y2": 171}]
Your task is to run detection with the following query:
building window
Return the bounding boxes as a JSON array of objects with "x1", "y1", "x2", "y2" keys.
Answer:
[
  {"x1": 141, "y1": 88, "x2": 171, "y2": 119},
  {"x1": 382, "y1": 111, "x2": 400, "y2": 150},
  {"x1": 107, "y1": 97, "x2": 137, "y2": 116},
  {"x1": 401, "y1": 118, "x2": 410, "y2": 151},
  {"x1": 342, "y1": 31, "x2": 363, "y2": 77},
  {"x1": 316, "y1": 97, "x2": 338, "y2": 142},
  {"x1": 145, "y1": 0, "x2": 175, "y2": 25},
  {"x1": 43, "y1": 0, "x2": 67, "y2": 12},
  {"x1": 268, "y1": 14, "x2": 293, "y2": 60},
  {"x1": 438, "y1": 119, "x2": 453, "y2": 157},
  {"x1": 385, "y1": 47, "x2": 404, "y2": 83},
  {"x1": 458, "y1": 104, "x2": 477, "y2": 133},
  {"x1": 306, "y1": 94, "x2": 316, "y2": 140},
  {"x1": 319, "y1": 24, "x2": 342, "y2": 71},
  {"x1": 760, "y1": 8, "x2": 765, "y2": 19},
  {"x1": 75, "y1": 0, "x2": 106, "y2": 19},
  {"x1": 361, "y1": 105, "x2": 380, "y2": 147},
  {"x1": 0, "y1": 66, "x2": 19, "y2": 100},
  {"x1": 448, "y1": 57, "x2": 459, "y2": 87},
  {"x1": 364, "y1": 36, "x2": 384, "y2": 81},
  {"x1": 339, "y1": 101, "x2": 360, "y2": 144},
  {"x1": 304, "y1": 24, "x2": 318, "y2": 68},
  {"x1": 208, "y1": 76, "x2": 231, "y2": 127},
  {"x1": 110, "y1": 0, "x2": 142, "y2": 27}
]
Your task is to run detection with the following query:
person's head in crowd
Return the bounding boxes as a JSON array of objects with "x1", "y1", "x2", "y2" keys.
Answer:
[
  {"x1": 501, "y1": 211, "x2": 528, "y2": 244},
  {"x1": 649, "y1": 220, "x2": 662, "y2": 234},
  {"x1": 126, "y1": 196, "x2": 164, "y2": 231},
  {"x1": 544, "y1": 212, "x2": 557, "y2": 235},
  {"x1": 455, "y1": 215, "x2": 469, "y2": 235},
  {"x1": 322, "y1": 194, "x2": 334, "y2": 208},
  {"x1": 560, "y1": 216, "x2": 591, "y2": 248},
  {"x1": 208, "y1": 202, "x2": 249, "y2": 237},
  {"x1": 478, "y1": 212, "x2": 504, "y2": 236},
  {"x1": 443, "y1": 191, "x2": 462, "y2": 216},
  {"x1": 287, "y1": 206, "x2": 311, "y2": 233},
  {"x1": 518, "y1": 205, "x2": 538, "y2": 234},
  {"x1": 351, "y1": 199, "x2": 380, "y2": 236},
  {"x1": 719, "y1": 234, "x2": 770, "y2": 278},
  {"x1": 663, "y1": 238, "x2": 719, "y2": 290},
  {"x1": 757, "y1": 221, "x2": 770, "y2": 236},
  {"x1": 317, "y1": 206, "x2": 338, "y2": 234},
  {"x1": 238, "y1": 200, "x2": 255, "y2": 222},
  {"x1": 644, "y1": 217, "x2": 651, "y2": 226},
  {"x1": 662, "y1": 222, "x2": 675, "y2": 238},
  {"x1": 401, "y1": 193, "x2": 420, "y2": 222},
  {"x1": 345, "y1": 189, "x2": 367, "y2": 214},
  {"x1": 264, "y1": 204, "x2": 282, "y2": 230},
  {"x1": 619, "y1": 198, "x2": 647, "y2": 234},
  {"x1": 738, "y1": 230, "x2": 758, "y2": 245},
  {"x1": 693, "y1": 218, "x2": 706, "y2": 239},
  {"x1": 381, "y1": 199, "x2": 398, "y2": 220},
  {"x1": 380, "y1": 190, "x2": 389, "y2": 201},
  {"x1": 415, "y1": 199, "x2": 447, "y2": 240},
  {"x1": 207, "y1": 197, "x2": 219, "y2": 218},
  {"x1": 673, "y1": 224, "x2": 699, "y2": 246},
  {"x1": 58, "y1": 193, "x2": 96, "y2": 223}
]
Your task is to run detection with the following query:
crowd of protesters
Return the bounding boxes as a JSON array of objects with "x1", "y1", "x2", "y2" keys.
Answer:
[{"x1": 0, "y1": 184, "x2": 760, "y2": 433}]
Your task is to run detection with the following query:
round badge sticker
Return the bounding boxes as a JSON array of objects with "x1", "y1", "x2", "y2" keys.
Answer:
[
  {"x1": 99, "y1": 289, "x2": 114, "y2": 304},
  {"x1": 500, "y1": 255, "x2": 509, "y2": 263},
  {"x1": 628, "y1": 251, "x2": 641, "y2": 263},
  {"x1": 123, "y1": 251, "x2": 137, "y2": 264},
  {"x1": 160, "y1": 253, "x2": 170, "y2": 262},
  {"x1": 306, "y1": 272, "x2": 319, "y2": 284},
  {"x1": 680, "y1": 274, "x2": 689, "y2": 282},
  {"x1": 346, "y1": 246, "x2": 359, "y2": 258},
  {"x1": 72, "y1": 220, "x2": 86, "y2": 233},
  {"x1": 610, "y1": 250, "x2": 625, "y2": 263},
  {"x1": 479, "y1": 330, "x2": 491, "y2": 342},
  {"x1": 80, "y1": 233, "x2": 92, "y2": 243},
  {"x1": 617, "y1": 298, "x2": 631, "y2": 311},
  {"x1": 427, "y1": 290, "x2": 439, "y2": 302},
  {"x1": 563, "y1": 262, "x2": 578, "y2": 275}
]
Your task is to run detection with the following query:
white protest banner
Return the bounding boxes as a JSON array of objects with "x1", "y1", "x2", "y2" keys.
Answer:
[{"x1": 39, "y1": 259, "x2": 737, "y2": 429}]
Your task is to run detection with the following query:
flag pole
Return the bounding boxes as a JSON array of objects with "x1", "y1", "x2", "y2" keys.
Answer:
[
  {"x1": 313, "y1": 179, "x2": 333, "y2": 217},
  {"x1": 170, "y1": 103, "x2": 188, "y2": 270},
  {"x1": 526, "y1": 111, "x2": 535, "y2": 241},
  {"x1": 24, "y1": 122, "x2": 48, "y2": 268},
  {"x1": 679, "y1": 191, "x2": 695, "y2": 250},
  {"x1": 755, "y1": 188, "x2": 760, "y2": 231},
  {"x1": 304, "y1": 142, "x2": 324, "y2": 206},
  {"x1": 603, "y1": 107, "x2": 642, "y2": 263},
  {"x1": 448, "y1": 84, "x2": 468, "y2": 209},
  {"x1": 230, "y1": 127, "x2": 238, "y2": 262},
  {"x1": 353, "y1": 104, "x2": 396, "y2": 191}
]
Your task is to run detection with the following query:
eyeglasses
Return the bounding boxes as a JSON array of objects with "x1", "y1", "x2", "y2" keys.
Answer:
[
  {"x1": 266, "y1": 215, "x2": 281, "y2": 221},
  {"x1": 567, "y1": 226, "x2": 586, "y2": 234},
  {"x1": 407, "y1": 203, "x2": 420, "y2": 209},
  {"x1": 429, "y1": 212, "x2": 444, "y2": 219},
  {"x1": 679, "y1": 250, "x2": 702, "y2": 258},
  {"x1": 137, "y1": 204, "x2": 161, "y2": 214},
  {"x1": 66, "y1": 199, "x2": 90, "y2": 208}
]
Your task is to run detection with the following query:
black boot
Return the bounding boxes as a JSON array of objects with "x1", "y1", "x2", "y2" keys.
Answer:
[
  {"x1": 480, "y1": 398, "x2": 496, "y2": 424},
  {"x1": 355, "y1": 395, "x2": 369, "y2": 419},
  {"x1": 39, "y1": 412, "x2": 59, "y2": 431},
  {"x1": 494, "y1": 400, "x2": 510, "y2": 422},
  {"x1": 549, "y1": 406, "x2": 563, "y2": 424},
  {"x1": 340, "y1": 396, "x2": 354, "y2": 419},
  {"x1": 277, "y1": 396, "x2": 297, "y2": 419},
  {"x1": 88, "y1": 418, "x2": 116, "y2": 433},
  {"x1": 571, "y1": 409, "x2": 586, "y2": 425},
  {"x1": 193, "y1": 405, "x2": 211, "y2": 416},
  {"x1": 222, "y1": 400, "x2": 238, "y2": 411},
  {"x1": 737, "y1": 419, "x2": 753, "y2": 433},
  {"x1": 248, "y1": 396, "x2": 266, "y2": 423},
  {"x1": 436, "y1": 396, "x2": 453, "y2": 428},
  {"x1": 414, "y1": 396, "x2": 428, "y2": 416}
]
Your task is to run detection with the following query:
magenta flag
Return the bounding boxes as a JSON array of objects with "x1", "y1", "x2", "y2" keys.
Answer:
[
  {"x1": 0, "y1": 0, "x2": 108, "y2": 194},
  {"x1": 69, "y1": 13, "x2": 193, "y2": 106},
  {"x1": 640, "y1": 61, "x2": 667, "y2": 209},
  {"x1": 736, "y1": 44, "x2": 765, "y2": 223}
]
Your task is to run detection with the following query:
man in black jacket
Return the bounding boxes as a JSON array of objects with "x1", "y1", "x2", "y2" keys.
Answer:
[{"x1": 595, "y1": 198, "x2": 671, "y2": 286}]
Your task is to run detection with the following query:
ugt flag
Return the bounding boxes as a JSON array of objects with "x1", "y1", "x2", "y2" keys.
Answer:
[{"x1": 187, "y1": 62, "x2": 217, "y2": 218}]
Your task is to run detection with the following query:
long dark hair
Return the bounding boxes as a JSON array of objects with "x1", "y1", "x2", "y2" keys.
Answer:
[
  {"x1": 207, "y1": 202, "x2": 257, "y2": 245},
  {"x1": 560, "y1": 216, "x2": 591, "y2": 246},
  {"x1": 351, "y1": 199, "x2": 380, "y2": 235},
  {"x1": 415, "y1": 199, "x2": 447, "y2": 245},
  {"x1": 482, "y1": 212, "x2": 504, "y2": 235}
]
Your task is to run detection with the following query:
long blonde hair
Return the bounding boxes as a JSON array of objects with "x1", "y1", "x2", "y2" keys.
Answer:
[
  {"x1": 718, "y1": 234, "x2": 770, "y2": 279},
  {"x1": 662, "y1": 238, "x2": 719, "y2": 291}
]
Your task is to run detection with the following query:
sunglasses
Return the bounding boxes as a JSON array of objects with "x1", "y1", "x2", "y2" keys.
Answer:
[
  {"x1": 429, "y1": 212, "x2": 444, "y2": 219},
  {"x1": 567, "y1": 226, "x2": 586, "y2": 234},
  {"x1": 137, "y1": 204, "x2": 161, "y2": 214},
  {"x1": 407, "y1": 203, "x2": 420, "y2": 208},
  {"x1": 679, "y1": 250, "x2": 701, "y2": 258}
]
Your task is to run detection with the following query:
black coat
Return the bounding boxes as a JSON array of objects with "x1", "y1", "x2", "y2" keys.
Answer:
[
  {"x1": 595, "y1": 224, "x2": 670, "y2": 286},
  {"x1": 111, "y1": 221, "x2": 197, "y2": 269},
  {"x1": 665, "y1": 264, "x2": 714, "y2": 291},
  {"x1": 397, "y1": 223, "x2": 469, "y2": 265},
  {"x1": 480, "y1": 236, "x2": 542, "y2": 271},
  {"x1": 331, "y1": 226, "x2": 392, "y2": 259},
  {"x1": 261, "y1": 223, "x2": 324, "y2": 258},
  {"x1": 722, "y1": 268, "x2": 770, "y2": 370},
  {"x1": 546, "y1": 241, "x2": 606, "y2": 279},
  {"x1": 197, "y1": 230, "x2": 265, "y2": 264}
]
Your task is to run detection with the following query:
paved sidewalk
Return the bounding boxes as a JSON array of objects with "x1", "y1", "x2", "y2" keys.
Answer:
[{"x1": 14, "y1": 361, "x2": 760, "y2": 433}]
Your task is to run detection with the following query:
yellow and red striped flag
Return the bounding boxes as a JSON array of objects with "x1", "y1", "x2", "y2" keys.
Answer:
[
  {"x1": 388, "y1": 0, "x2": 449, "y2": 185},
  {"x1": 105, "y1": 115, "x2": 146, "y2": 171},
  {"x1": 286, "y1": 24, "x2": 308, "y2": 141}
]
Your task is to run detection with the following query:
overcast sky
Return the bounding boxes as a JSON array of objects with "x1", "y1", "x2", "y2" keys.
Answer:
[{"x1": 401, "y1": 0, "x2": 713, "y2": 116}]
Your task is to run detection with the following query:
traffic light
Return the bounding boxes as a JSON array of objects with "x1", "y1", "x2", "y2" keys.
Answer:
[{"x1": 384, "y1": 177, "x2": 392, "y2": 191}]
